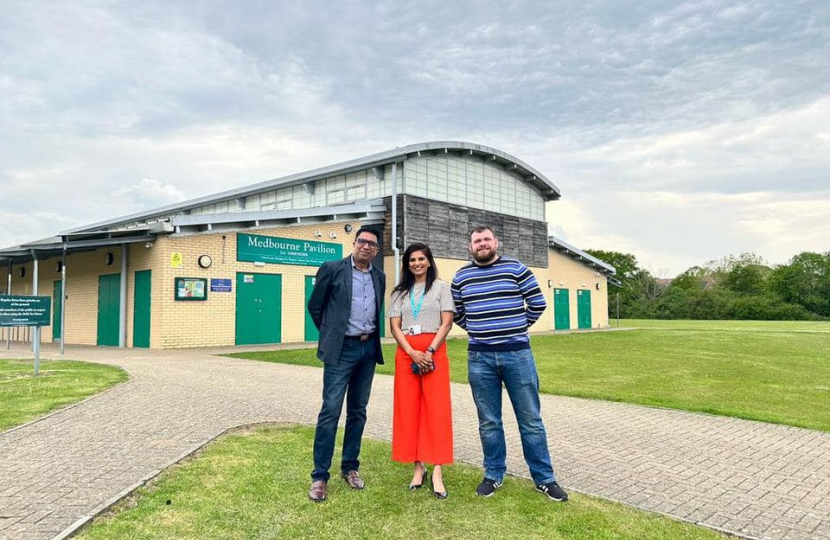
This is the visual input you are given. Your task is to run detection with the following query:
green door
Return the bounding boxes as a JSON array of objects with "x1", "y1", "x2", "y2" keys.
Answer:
[
  {"x1": 236, "y1": 273, "x2": 282, "y2": 345},
  {"x1": 133, "y1": 270, "x2": 152, "y2": 348},
  {"x1": 577, "y1": 289, "x2": 592, "y2": 329},
  {"x1": 304, "y1": 275, "x2": 319, "y2": 341},
  {"x1": 554, "y1": 288, "x2": 570, "y2": 330},
  {"x1": 53, "y1": 280, "x2": 62, "y2": 340},
  {"x1": 97, "y1": 274, "x2": 121, "y2": 346}
]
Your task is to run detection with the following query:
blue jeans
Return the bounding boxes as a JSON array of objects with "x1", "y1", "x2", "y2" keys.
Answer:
[
  {"x1": 311, "y1": 338, "x2": 377, "y2": 482},
  {"x1": 468, "y1": 348, "x2": 556, "y2": 485}
]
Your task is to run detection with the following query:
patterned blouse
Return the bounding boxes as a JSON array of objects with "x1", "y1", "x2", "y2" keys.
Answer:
[{"x1": 387, "y1": 280, "x2": 456, "y2": 333}]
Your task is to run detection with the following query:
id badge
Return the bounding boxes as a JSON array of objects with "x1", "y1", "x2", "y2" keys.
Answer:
[{"x1": 409, "y1": 325, "x2": 422, "y2": 335}]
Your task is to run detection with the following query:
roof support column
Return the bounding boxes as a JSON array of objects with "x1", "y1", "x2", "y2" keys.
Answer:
[
  {"x1": 31, "y1": 251, "x2": 40, "y2": 375},
  {"x1": 60, "y1": 245, "x2": 66, "y2": 355},
  {"x1": 5, "y1": 260, "x2": 10, "y2": 350},
  {"x1": 119, "y1": 244, "x2": 128, "y2": 348}
]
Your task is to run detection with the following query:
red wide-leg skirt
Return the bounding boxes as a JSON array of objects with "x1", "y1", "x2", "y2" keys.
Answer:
[{"x1": 391, "y1": 333, "x2": 453, "y2": 465}]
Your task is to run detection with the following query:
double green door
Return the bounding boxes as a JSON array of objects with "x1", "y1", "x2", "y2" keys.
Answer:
[
  {"x1": 553, "y1": 288, "x2": 570, "y2": 330},
  {"x1": 577, "y1": 289, "x2": 592, "y2": 329},
  {"x1": 97, "y1": 274, "x2": 120, "y2": 346},
  {"x1": 236, "y1": 273, "x2": 282, "y2": 345}
]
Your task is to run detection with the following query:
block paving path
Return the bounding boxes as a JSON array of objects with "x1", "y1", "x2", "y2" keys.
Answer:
[{"x1": 0, "y1": 344, "x2": 828, "y2": 540}]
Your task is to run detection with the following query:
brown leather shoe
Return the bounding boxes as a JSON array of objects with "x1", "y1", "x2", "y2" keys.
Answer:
[
  {"x1": 309, "y1": 480, "x2": 327, "y2": 502},
  {"x1": 342, "y1": 470, "x2": 365, "y2": 489}
]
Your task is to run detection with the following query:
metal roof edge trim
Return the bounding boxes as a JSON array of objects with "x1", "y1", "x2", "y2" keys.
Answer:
[
  {"x1": 60, "y1": 141, "x2": 559, "y2": 235},
  {"x1": 548, "y1": 235, "x2": 617, "y2": 275}
]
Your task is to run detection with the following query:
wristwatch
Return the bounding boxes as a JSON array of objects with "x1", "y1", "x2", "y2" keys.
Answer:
[{"x1": 427, "y1": 346, "x2": 436, "y2": 354}]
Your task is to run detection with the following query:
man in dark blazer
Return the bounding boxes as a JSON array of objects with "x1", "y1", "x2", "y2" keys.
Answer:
[{"x1": 307, "y1": 226, "x2": 386, "y2": 502}]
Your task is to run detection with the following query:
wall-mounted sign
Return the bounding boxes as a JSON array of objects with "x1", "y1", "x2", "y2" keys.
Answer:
[
  {"x1": 175, "y1": 277, "x2": 208, "y2": 301},
  {"x1": 210, "y1": 278, "x2": 232, "y2": 292},
  {"x1": 237, "y1": 233, "x2": 342, "y2": 267},
  {"x1": 0, "y1": 295, "x2": 52, "y2": 327},
  {"x1": 171, "y1": 252, "x2": 183, "y2": 268}
]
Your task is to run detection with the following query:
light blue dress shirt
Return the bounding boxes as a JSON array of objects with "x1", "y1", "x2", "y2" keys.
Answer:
[{"x1": 346, "y1": 256, "x2": 377, "y2": 336}]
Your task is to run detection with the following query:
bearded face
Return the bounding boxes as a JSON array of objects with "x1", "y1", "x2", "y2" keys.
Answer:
[{"x1": 470, "y1": 229, "x2": 499, "y2": 265}]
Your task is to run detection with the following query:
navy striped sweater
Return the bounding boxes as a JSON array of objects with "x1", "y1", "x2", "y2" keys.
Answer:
[{"x1": 451, "y1": 257, "x2": 547, "y2": 351}]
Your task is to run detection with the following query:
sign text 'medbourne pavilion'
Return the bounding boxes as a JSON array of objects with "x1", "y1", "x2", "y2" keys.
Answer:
[{"x1": 237, "y1": 233, "x2": 343, "y2": 267}]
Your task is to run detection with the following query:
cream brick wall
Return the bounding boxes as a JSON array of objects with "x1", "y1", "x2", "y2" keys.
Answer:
[
  {"x1": 0, "y1": 253, "x2": 109, "y2": 345},
  {"x1": 153, "y1": 222, "x2": 359, "y2": 348},
  {"x1": 2, "y1": 224, "x2": 610, "y2": 348},
  {"x1": 547, "y1": 250, "x2": 610, "y2": 329}
]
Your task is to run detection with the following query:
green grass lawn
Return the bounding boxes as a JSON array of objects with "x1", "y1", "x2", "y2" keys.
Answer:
[
  {"x1": 230, "y1": 320, "x2": 830, "y2": 432},
  {"x1": 76, "y1": 426, "x2": 724, "y2": 540},
  {"x1": 0, "y1": 359, "x2": 128, "y2": 431}
]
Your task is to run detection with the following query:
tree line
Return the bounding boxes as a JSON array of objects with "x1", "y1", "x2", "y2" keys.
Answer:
[{"x1": 585, "y1": 250, "x2": 830, "y2": 321}]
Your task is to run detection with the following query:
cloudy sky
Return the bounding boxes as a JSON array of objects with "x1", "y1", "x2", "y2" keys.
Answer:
[{"x1": 1, "y1": 0, "x2": 828, "y2": 276}]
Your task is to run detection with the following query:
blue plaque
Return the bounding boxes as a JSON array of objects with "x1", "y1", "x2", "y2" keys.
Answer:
[{"x1": 211, "y1": 278, "x2": 232, "y2": 292}]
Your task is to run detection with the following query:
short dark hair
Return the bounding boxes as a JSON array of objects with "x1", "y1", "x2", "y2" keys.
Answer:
[
  {"x1": 355, "y1": 226, "x2": 380, "y2": 243},
  {"x1": 469, "y1": 225, "x2": 495, "y2": 239}
]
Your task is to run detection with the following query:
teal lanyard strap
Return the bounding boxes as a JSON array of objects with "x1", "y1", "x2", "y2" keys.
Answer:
[{"x1": 410, "y1": 286, "x2": 426, "y2": 322}]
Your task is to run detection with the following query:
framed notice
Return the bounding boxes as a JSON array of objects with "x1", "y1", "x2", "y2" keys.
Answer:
[
  {"x1": 174, "y1": 277, "x2": 208, "y2": 301},
  {"x1": 0, "y1": 295, "x2": 52, "y2": 326}
]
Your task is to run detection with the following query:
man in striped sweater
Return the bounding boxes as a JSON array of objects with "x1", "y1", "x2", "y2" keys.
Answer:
[{"x1": 451, "y1": 226, "x2": 568, "y2": 502}]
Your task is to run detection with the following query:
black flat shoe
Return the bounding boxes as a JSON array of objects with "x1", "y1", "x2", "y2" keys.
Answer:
[{"x1": 409, "y1": 467, "x2": 428, "y2": 491}]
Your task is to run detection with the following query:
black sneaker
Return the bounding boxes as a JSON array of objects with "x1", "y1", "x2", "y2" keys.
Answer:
[
  {"x1": 536, "y1": 481, "x2": 568, "y2": 501},
  {"x1": 475, "y1": 477, "x2": 503, "y2": 497}
]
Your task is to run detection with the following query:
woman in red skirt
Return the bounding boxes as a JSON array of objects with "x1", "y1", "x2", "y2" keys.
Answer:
[{"x1": 388, "y1": 242, "x2": 455, "y2": 499}]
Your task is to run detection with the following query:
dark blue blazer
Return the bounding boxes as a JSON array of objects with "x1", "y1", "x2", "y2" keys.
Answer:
[{"x1": 307, "y1": 256, "x2": 386, "y2": 365}]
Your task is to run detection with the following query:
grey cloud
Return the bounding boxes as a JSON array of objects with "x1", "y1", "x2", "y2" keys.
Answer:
[{"x1": 1, "y1": 0, "x2": 828, "y2": 271}]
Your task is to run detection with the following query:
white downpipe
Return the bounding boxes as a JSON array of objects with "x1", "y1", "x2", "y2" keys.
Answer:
[{"x1": 391, "y1": 162, "x2": 400, "y2": 285}]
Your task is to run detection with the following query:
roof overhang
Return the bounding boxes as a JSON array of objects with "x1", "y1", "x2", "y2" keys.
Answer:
[
  {"x1": 548, "y1": 236, "x2": 617, "y2": 276},
  {"x1": 0, "y1": 224, "x2": 172, "y2": 265},
  {"x1": 0, "y1": 200, "x2": 387, "y2": 265},
  {"x1": 168, "y1": 199, "x2": 387, "y2": 235}
]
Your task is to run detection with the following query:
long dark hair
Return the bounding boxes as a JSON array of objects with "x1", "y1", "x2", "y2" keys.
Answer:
[{"x1": 393, "y1": 242, "x2": 438, "y2": 296}]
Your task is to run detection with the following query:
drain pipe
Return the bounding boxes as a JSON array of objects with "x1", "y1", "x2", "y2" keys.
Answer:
[{"x1": 391, "y1": 161, "x2": 400, "y2": 285}]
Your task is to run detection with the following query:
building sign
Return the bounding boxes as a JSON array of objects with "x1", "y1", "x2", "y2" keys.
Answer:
[
  {"x1": 0, "y1": 295, "x2": 52, "y2": 327},
  {"x1": 210, "y1": 278, "x2": 232, "y2": 292},
  {"x1": 171, "y1": 252, "x2": 183, "y2": 268},
  {"x1": 237, "y1": 233, "x2": 342, "y2": 267},
  {"x1": 174, "y1": 277, "x2": 208, "y2": 301}
]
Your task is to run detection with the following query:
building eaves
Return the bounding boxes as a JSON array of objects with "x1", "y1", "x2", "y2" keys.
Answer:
[
  {"x1": 168, "y1": 199, "x2": 386, "y2": 235},
  {"x1": 548, "y1": 236, "x2": 617, "y2": 275}
]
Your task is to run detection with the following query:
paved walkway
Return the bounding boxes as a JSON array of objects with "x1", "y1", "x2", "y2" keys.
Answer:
[{"x1": 0, "y1": 344, "x2": 828, "y2": 540}]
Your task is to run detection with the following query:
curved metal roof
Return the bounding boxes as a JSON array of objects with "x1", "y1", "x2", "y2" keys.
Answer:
[{"x1": 62, "y1": 141, "x2": 561, "y2": 235}]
